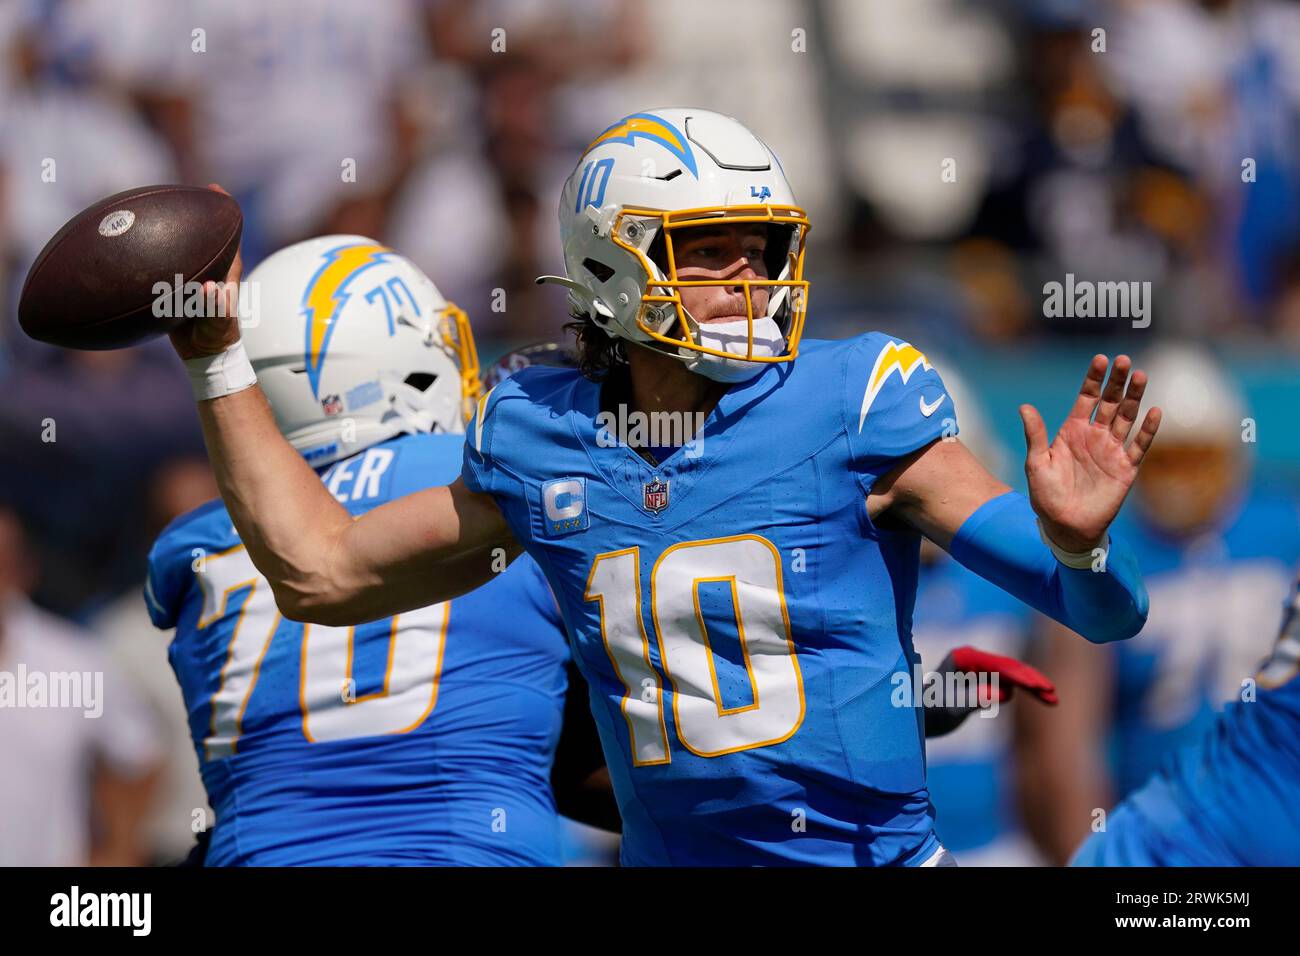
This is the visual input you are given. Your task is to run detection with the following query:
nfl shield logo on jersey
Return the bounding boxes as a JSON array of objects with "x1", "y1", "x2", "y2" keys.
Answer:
[{"x1": 643, "y1": 478, "x2": 670, "y2": 514}]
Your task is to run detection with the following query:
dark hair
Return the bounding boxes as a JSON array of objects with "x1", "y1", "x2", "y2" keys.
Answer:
[{"x1": 563, "y1": 309, "x2": 629, "y2": 382}]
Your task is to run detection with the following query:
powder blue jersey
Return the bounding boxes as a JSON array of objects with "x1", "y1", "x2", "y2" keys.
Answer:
[
  {"x1": 463, "y1": 333, "x2": 958, "y2": 866},
  {"x1": 911, "y1": 555, "x2": 1033, "y2": 858},
  {"x1": 1105, "y1": 491, "x2": 1300, "y2": 796},
  {"x1": 146, "y1": 433, "x2": 571, "y2": 866},
  {"x1": 1073, "y1": 577, "x2": 1300, "y2": 866}
]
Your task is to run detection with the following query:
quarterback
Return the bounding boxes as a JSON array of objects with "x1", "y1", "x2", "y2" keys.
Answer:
[{"x1": 173, "y1": 109, "x2": 1160, "y2": 866}]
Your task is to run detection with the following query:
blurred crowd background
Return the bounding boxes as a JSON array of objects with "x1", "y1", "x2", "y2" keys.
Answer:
[{"x1": 2, "y1": 0, "x2": 1299, "y2": 867}]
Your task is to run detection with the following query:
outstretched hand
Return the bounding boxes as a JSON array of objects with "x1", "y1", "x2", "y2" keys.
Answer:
[{"x1": 1019, "y1": 355, "x2": 1161, "y2": 553}]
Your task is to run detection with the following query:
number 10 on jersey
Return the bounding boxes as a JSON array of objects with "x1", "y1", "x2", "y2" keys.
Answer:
[{"x1": 584, "y1": 535, "x2": 805, "y2": 764}]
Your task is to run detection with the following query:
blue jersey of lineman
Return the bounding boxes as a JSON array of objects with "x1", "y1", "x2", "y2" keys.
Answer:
[
  {"x1": 1074, "y1": 579, "x2": 1300, "y2": 866},
  {"x1": 911, "y1": 556, "x2": 1033, "y2": 859},
  {"x1": 463, "y1": 333, "x2": 957, "y2": 866},
  {"x1": 1105, "y1": 491, "x2": 1300, "y2": 796},
  {"x1": 145, "y1": 433, "x2": 570, "y2": 866}
]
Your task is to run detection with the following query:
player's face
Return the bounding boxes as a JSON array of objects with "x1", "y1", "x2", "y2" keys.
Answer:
[
  {"x1": 670, "y1": 223, "x2": 771, "y2": 324},
  {"x1": 1133, "y1": 441, "x2": 1239, "y2": 535}
]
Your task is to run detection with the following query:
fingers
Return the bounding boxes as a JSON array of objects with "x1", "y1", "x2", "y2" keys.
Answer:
[
  {"x1": 967, "y1": 648, "x2": 1057, "y2": 700},
  {"x1": 1093, "y1": 354, "x2": 1132, "y2": 428},
  {"x1": 1109, "y1": 368, "x2": 1147, "y2": 442},
  {"x1": 201, "y1": 278, "x2": 238, "y2": 320},
  {"x1": 223, "y1": 270, "x2": 239, "y2": 316},
  {"x1": 949, "y1": 646, "x2": 1060, "y2": 706},
  {"x1": 1003, "y1": 677, "x2": 1058, "y2": 706},
  {"x1": 1066, "y1": 354, "x2": 1108, "y2": 421},
  {"x1": 197, "y1": 246, "x2": 242, "y2": 320},
  {"x1": 228, "y1": 246, "x2": 244, "y2": 285},
  {"x1": 201, "y1": 280, "x2": 221, "y2": 318},
  {"x1": 1126, "y1": 406, "x2": 1162, "y2": 465},
  {"x1": 1014, "y1": 668, "x2": 1059, "y2": 704},
  {"x1": 1019, "y1": 404, "x2": 1049, "y2": 460},
  {"x1": 1070, "y1": 353, "x2": 1148, "y2": 442},
  {"x1": 206, "y1": 185, "x2": 243, "y2": 284}
]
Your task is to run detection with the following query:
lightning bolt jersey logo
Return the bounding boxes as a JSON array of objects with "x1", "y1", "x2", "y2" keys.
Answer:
[
  {"x1": 301, "y1": 242, "x2": 393, "y2": 398},
  {"x1": 857, "y1": 341, "x2": 932, "y2": 433}
]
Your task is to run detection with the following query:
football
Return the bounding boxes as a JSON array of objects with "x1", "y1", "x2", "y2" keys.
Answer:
[{"x1": 18, "y1": 184, "x2": 242, "y2": 350}]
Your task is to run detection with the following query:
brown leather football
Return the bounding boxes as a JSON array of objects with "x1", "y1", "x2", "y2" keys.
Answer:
[{"x1": 18, "y1": 184, "x2": 243, "y2": 350}]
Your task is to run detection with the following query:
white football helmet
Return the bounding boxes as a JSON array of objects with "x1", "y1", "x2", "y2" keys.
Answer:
[
  {"x1": 242, "y1": 236, "x2": 480, "y2": 467},
  {"x1": 541, "y1": 108, "x2": 810, "y2": 368},
  {"x1": 1131, "y1": 342, "x2": 1248, "y2": 534},
  {"x1": 1135, "y1": 343, "x2": 1245, "y2": 445}
]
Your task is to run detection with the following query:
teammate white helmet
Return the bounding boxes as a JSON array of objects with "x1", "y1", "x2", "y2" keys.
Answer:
[
  {"x1": 1135, "y1": 343, "x2": 1245, "y2": 445},
  {"x1": 541, "y1": 108, "x2": 810, "y2": 374},
  {"x1": 242, "y1": 236, "x2": 480, "y2": 467},
  {"x1": 1131, "y1": 342, "x2": 1248, "y2": 534}
]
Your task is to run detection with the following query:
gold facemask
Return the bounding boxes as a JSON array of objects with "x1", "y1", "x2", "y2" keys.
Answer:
[
  {"x1": 608, "y1": 203, "x2": 811, "y2": 362},
  {"x1": 436, "y1": 302, "x2": 481, "y2": 424}
]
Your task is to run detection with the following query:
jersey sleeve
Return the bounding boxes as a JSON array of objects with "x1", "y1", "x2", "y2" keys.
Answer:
[
  {"x1": 144, "y1": 502, "x2": 232, "y2": 630},
  {"x1": 460, "y1": 375, "x2": 540, "y2": 502},
  {"x1": 461, "y1": 377, "x2": 545, "y2": 557},
  {"x1": 842, "y1": 333, "x2": 958, "y2": 489},
  {"x1": 461, "y1": 384, "x2": 504, "y2": 496},
  {"x1": 144, "y1": 527, "x2": 193, "y2": 631}
]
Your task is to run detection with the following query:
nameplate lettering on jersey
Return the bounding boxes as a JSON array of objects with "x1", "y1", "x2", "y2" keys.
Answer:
[
  {"x1": 541, "y1": 477, "x2": 589, "y2": 537},
  {"x1": 324, "y1": 447, "x2": 395, "y2": 504}
]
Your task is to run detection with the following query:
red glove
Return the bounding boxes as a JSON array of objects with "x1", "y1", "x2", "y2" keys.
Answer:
[
  {"x1": 923, "y1": 646, "x2": 1058, "y2": 738},
  {"x1": 948, "y1": 646, "x2": 1059, "y2": 706}
]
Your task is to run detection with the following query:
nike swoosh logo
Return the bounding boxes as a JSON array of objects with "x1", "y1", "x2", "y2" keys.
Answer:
[{"x1": 919, "y1": 393, "x2": 945, "y2": 417}]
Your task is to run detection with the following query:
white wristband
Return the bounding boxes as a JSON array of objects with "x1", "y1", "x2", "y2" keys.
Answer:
[
  {"x1": 1037, "y1": 519, "x2": 1109, "y2": 570},
  {"x1": 185, "y1": 339, "x2": 257, "y2": 402}
]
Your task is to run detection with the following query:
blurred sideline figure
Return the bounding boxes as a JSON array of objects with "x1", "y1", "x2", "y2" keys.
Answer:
[
  {"x1": 1018, "y1": 343, "x2": 1300, "y2": 863},
  {"x1": 145, "y1": 238, "x2": 612, "y2": 864},
  {"x1": 111, "y1": 0, "x2": 428, "y2": 266},
  {"x1": 0, "y1": 6, "x2": 203, "y2": 618},
  {"x1": 394, "y1": 0, "x2": 646, "y2": 338},
  {"x1": 0, "y1": 507, "x2": 164, "y2": 865},
  {"x1": 94, "y1": 458, "x2": 220, "y2": 863}
]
